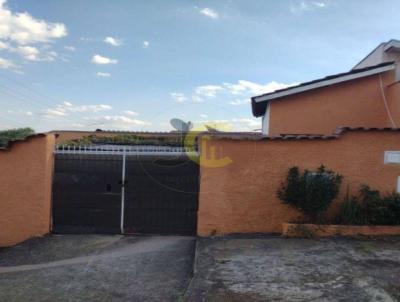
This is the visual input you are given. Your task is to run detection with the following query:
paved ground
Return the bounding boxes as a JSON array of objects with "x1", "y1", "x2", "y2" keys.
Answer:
[
  {"x1": 0, "y1": 235, "x2": 195, "y2": 302},
  {"x1": 2, "y1": 235, "x2": 400, "y2": 302},
  {"x1": 184, "y1": 235, "x2": 400, "y2": 302}
]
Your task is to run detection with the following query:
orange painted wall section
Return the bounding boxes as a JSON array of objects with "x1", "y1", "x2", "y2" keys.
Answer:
[
  {"x1": 268, "y1": 71, "x2": 400, "y2": 135},
  {"x1": 197, "y1": 131, "x2": 400, "y2": 236},
  {"x1": 0, "y1": 135, "x2": 55, "y2": 247}
]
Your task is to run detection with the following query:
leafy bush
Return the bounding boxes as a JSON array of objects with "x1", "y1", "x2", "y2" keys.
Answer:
[
  {"x1": 335, "y1": 193, "x2": 364, "y2": 225},
  {"x1": 0, "y1": 128, "x2": 35, "y2": 147},
  {"x1": 335, "y1": 185, "x2": 400, "y2": 225},
  {"x1": 277, "y1": 165, "x2": 343, "y2": 223},
  {"x1": 383, "y1": 193, "x2": 400, "y2": 225}
]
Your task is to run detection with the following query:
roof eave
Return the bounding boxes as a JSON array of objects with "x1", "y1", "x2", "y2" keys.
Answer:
[{"x1": 253, "y1": 63, "x2": 395, "y2": 104}]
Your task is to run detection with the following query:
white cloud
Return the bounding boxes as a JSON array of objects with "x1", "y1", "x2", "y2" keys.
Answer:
[
  {"x1": 143, "y1": 41, "x2": 149, "y2": 48},
  {"x1": 0, "y1": 56, "x2": 14, "y2": 69},
  {"x1": 290, "y1": 1, "x2": 328, "y2": 14},
  {"x1": 195, "y1": 118, "x2": 260, "y2": 131},
  {"x1": 0, "y1": 1, "x2": 65, "y2": 66},
  {"x1": 195, "y1": 85, "x2": 223, "y2": 98},
  {"x1": 91, "y1": 54, "x2": 118, "y2": 65},
  {"x1": 68, "y1": 104, "x2": 112, "y2": 113},
  {"x1": 80, "y1": 37, "x2": 94, "y2": 42},
  {"x1": 13, "y1": 45, "x2": 37, "y2": 60},
  {"x1": 64, "y1": 45, "x2": 75, "y2": 51},
  {"x1": 44, "y1": 108, "x2": 66, "y2": 117},
  {"x1": 171, "y1": 80, "x2": 296, "y2": 107},
  {"x1": 124, "y1": 110, "x2": 139, "y2": 116},
  {"x1": 224, "y1": 80, "x2": 298, "y2": 96},
  {"x1": 86, "y1": 115, "x2": 151, "y2": 129},
  {"x1": 12, "y1": 45, "x2": 58, "y2": 61},
  {"x1": 200, "y1": 114, "x2": 208, "y2": 119},
  {"x1": 313, "y1": 2, "x2": 326, "y2": 8},
  {"x1": 232, "y1": 118, "x2": 259, "y2": 130},
  {"x1": 230, "y1": 99, "x2": 250, "y2": 106},
  {"x1": 44, "y1": 102, "x2": 112, "y2": 118},
  {"x1": 0, "y1": 0, "x2": 67, "y2": 45},
  {"x1": 199, "y1": 8, "x2": 219, "y2": 19},
  {"x1": 25, "y1": 111, "x2": 33, "y2": 116},
  {"x1": 96, "y1": 72, "x2": 111, "y2": 77},
  {"x1": 0, "y1": 40, "x2": 8, "y2": 49},
  {"x1": 192, "y1": 95, "x2": 204, "y2": 103},
  {"x1": 171, "y1": 92, "x2": 187, "y2": 103},
  {"x1": 103, "y1": 36, "x2": 122, "y2": 47}
]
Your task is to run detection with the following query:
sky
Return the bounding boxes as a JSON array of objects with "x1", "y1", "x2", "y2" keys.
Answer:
[{"x1": 0, "y1": 0, "x2": 400, "y2": 132}]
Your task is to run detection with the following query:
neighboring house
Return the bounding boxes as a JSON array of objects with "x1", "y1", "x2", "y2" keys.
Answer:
[{"x1": 251, "y1": 39, "x2": 400, "y2": 136}]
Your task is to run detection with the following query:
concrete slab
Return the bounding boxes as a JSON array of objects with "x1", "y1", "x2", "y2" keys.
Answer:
[
  {"x1": 185, "y1": 236, "x2": 400, "y2": 302},
  {"x1": 0, "y1": 235, "x2": 195, "y2": 302}
]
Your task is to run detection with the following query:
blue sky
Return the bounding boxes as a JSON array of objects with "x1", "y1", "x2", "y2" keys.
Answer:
[{"x1": 0, "y1": 0, "x2": 399, "y2": 132}]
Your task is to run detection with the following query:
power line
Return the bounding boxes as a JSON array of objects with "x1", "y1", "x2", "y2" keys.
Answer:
[
  {"x1": 0, "y1": 85, "x2": 88, "y2": 127},
  {"x1": 0, "y1": 114, "x2": 27, "y2": 128},
  {"x1": 0, "y1": 73, "x2": 93, "y2": 122},
  {"x1": 0, "y1": 72, "x2": 94, "y2": 122}
]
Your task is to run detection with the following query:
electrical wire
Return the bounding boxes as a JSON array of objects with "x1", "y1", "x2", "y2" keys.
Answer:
[{"x1": 379, "y1": 73, "x2": 397, "y2": 128}]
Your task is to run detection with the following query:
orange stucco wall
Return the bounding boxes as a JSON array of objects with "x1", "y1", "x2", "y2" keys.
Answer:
[
  {"x1": 0, "y1": 135, "x2": 55, "y2": 246},
  {"x1": 268, "y1": 71, "x2": 399, "y2": 135},
  {"x1": 198, "y1": 131, "x2": 400, "y2": 236}
]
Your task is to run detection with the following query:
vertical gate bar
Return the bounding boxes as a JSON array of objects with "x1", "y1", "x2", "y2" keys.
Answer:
[{"x1": 120, "y1": 152, "x2": 126, "y2": 234}]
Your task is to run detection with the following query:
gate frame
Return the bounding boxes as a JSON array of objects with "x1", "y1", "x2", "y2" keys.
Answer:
[{"x1": 54, "y1": 144, "x2": 199, "y2": 234}]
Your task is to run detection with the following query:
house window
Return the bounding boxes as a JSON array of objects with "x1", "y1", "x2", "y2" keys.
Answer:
[{"x1": 384, "y1": 151, "x2": 400, "y2": 164}]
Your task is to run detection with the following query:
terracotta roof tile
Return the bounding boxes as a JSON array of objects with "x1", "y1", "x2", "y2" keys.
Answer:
[{"x1": 206, "y1": 127, "x2": 400, "y2": 141}]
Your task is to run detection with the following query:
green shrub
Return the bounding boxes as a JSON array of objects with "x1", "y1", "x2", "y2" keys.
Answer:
[
  {"x1": 335, "y1": 185, "x2": 400, "y2": 225},
  {"x1": 277, "y1": 165, "x2": 343, "y2": 223},
  {"x1": 383, "y1": 193, "x2": 400, "y2": 225},
  {"x1": 0, "y1": 127, "x2": 35, "y2": 147},
  {"x1": 335, "y1": 193, "x2": 364, "y2": 225}
]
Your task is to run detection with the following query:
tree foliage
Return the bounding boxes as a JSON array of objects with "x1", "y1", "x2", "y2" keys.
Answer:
[{"x1": 0, "y1": 128, "x2": 35, "y2": 147}]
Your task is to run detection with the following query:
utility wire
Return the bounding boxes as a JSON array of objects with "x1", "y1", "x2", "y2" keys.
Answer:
[
  {"x1": 0, "y1": 71, "x2": 94, "y2": 122},
  {"x1": 0, "y1": 114, "x2": 27, "y2": 128},
  {"x1": 0, "y1": 85, "x2": 93, "y2": 128}
]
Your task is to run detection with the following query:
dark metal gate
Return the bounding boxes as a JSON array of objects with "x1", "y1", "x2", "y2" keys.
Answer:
[
  {"x1": 52, "y1": 145, "x2": 199, "y2": 235},
  {"x1": 52, "y1": 154, "x2": 122, "y2": 233},
  {"x1": 124, "y1": 157, "x2": 199, "y2": 235}
]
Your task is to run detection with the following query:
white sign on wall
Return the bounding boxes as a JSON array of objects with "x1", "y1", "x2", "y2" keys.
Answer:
[
  {"x1": 384, "y1": 151, "x2": 400, "y2": 164},
  {"x1": 397, "y1": 176, "x2": 400, "y2": 193}
]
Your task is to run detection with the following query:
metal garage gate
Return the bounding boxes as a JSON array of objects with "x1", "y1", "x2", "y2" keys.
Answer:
[{"x1": 52, "y1": 145, "x2": 199, "y2": 235}]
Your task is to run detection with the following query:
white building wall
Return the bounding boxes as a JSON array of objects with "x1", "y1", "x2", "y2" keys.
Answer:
[{"x1": 261, "y1": 103, "x2": 270, "y2": 135}]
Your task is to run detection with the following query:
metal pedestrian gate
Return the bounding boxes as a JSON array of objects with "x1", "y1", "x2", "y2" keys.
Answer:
[{"x1": 52, "y1": 145, "x2": 199, "y2": 235}]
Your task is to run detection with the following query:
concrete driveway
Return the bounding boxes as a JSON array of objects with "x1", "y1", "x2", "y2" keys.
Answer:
[
  {"x1": 0, "y1": 235, "x2": 195, "y2": 302},
  {"x1": 184, "y1": 236, "x2": 400, "y2": 302}
]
